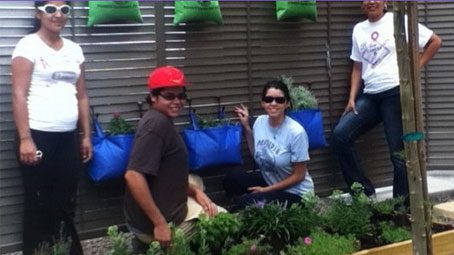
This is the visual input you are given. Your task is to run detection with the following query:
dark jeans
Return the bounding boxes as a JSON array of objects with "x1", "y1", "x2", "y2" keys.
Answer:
[
  {"x1": 331, "y1": 86, "x2": 408, "y2": 198},
  {"x1": 223, "y1": 169, "x2": 302, "y2": 212},
  {"x1": 18, "y1": 130, "x2": 83, "y2": 255}
]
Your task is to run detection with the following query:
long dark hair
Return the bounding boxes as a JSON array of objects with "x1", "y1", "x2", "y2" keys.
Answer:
[{"x1": 30, "y1": 1, "x2": 71, "y2": 33}]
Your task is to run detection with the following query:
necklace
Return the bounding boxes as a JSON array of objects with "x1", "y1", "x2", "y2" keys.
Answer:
[
  {"x1": 269, "y1": 118, "x2": 285, "y2": 140},
  {"x1": 268, "y1": 123, "x2": 283, "y2": 140},
  {"x1": 271, "y1": 126, "x2": 281, "y2": 139}
]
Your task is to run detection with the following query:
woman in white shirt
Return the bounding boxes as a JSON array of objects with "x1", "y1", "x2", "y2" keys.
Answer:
[
  {"x1": 331, "y1": 0, "x2": 441, "y2": 202},
  {"x1": 11, "y1": 2, "x2": 91, "y2": 254}
]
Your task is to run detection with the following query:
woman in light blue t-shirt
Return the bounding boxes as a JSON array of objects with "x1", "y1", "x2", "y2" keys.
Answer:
[{"x1": 223, "y1": 80, "x2": 314, "y2": 211}]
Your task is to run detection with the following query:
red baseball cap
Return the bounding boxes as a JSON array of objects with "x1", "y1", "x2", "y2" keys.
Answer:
[{"x1": 147, "y1": 66, "x2": 188, "y2": 90}]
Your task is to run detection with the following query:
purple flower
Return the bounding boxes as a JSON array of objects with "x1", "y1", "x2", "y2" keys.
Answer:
[
  {"x1": 253, "y1": 200, "x2": 266, "y2": 209},
  {"x1": 304, "y1": 237, "x2": 312, "y2": 245}
]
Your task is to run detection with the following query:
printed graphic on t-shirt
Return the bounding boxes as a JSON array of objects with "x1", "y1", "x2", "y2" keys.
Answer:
[
  {"x1": 38, "y1": 55, "x2": 78, "y2": 84},
  {"x1": 360, "y1": 31, "x2": 391, "y2": 67},
  {"x1": 255, "y1": 139, "x2": 277, "y2": 174},
  {"x1": 52, "y1": 71, "x2": 77, "y2": 82}
]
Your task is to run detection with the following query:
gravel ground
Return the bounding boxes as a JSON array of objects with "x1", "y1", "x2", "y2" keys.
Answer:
[
  {"x1": 3, "y1": 233, "x2": 133, "y2": 255},
  {"x1": 82, "y1": 232, "x2": 134, "y2": 255}
]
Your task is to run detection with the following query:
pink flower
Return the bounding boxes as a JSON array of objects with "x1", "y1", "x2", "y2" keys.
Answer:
[
  {"x1": 250, "y1": 243, "x2": 257, "y2": 252},
  {"x1": 112, "y1": 112, "x2": 120, "y2": 118},
  {"x1": 304, "y1": 237, "x2": 312, "y2": 245}
]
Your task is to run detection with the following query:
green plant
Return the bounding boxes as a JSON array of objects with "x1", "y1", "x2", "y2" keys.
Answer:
[
  {"x1": 283, "y1": 230, "x2": 359, "y2": 255},
  {"x1": 33, "y1": 240, "x2": 70, "y2": 255},
  {"x1": 107, "y1": 225, "x2": 131, "y2": 255},
  {"x1": 33, "y1": 226, "x2": 71, "y2": 255},
  {"x1": 195, "y1": 112, "x2": 230, "y2": 129},
  {"x1": 279, "y1": 75, "x2": 318, "y2": 110},
  {"x1": 191, "y1": 212, "x2": 242, "y2": 254},
  {"x1": 371, "y1": 196, "x2": 406, "y2": 216},
  {"x1": 238, "y1": 201, "x2": 315, "y2": 253},
  {"x1": 322, "y1": 184, "x2": 373, "y2": 239},
  {"x1": 107, "y1": 112, "x2": 135, "y2": 135},
  {"x1": 145, "y1": 225, "x2": 194, "y2": 255},
  {"x1": 379, "y1": 221, "x2": 411, "y2": 244},
  {"x1": 222, "y1": 237, "x2": 272, "y2": 255}
]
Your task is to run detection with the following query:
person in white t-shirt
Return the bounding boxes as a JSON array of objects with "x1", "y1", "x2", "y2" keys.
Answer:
[
  {"x1": 224, "y1": 80, "x2": 314, "y2": 211},
  {"x1": 331, "y1": 0, "x2": 441, "y2": 202},
  {"x1": 11, "y1": 2, "x2": 91, "y2": 254}
]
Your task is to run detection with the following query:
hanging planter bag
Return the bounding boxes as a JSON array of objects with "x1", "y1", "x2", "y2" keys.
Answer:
[
  {"x1": 288, "y1": 109, "x2": 327, "y2": 150},
  {"x1": 276, "y1": 1, "x2": 317, "y2": 22},
  {"x1": 87, "y1": 1, "x2": 143, "y2": 27},
  {"x1": 173, "y1": 1, "x2": 223, "y2": 25},
  {"x1": 89, "y1": 118, "x2": 134, "y2": 182},
  {"x1": 183, "y1": 111, "x2": 242, "y2": 172}
]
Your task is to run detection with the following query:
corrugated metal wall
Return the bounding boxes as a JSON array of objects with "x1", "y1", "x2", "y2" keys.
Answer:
[
  {"x1": 0, "y1": 1, "x2": 452, "y2": 253},
  {"x1": 419, "y1": 3, "x2": 454, "y2": 171}
]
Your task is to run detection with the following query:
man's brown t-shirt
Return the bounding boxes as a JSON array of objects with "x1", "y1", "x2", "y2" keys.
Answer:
[{"x1": 124, "y1": 109, "x2": 188, "y2": 235}]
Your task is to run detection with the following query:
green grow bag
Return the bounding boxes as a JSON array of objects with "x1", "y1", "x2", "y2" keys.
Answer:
[
  {"x1": 173, "y1": 1, "x2": 223, "y2": 25},
  {"x1": 87, "y1": 1, "x2": 143, "y2": 27},
  {"x1": 276, "y1": 1, "x2": 317, "y2": 22}
]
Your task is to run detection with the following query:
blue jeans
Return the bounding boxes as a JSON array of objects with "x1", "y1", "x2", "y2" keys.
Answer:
[{"x1": 331, "y1": 86, "x2": 408, "y2": 198}]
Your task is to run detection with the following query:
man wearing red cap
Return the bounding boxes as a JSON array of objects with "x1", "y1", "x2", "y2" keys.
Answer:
[{"x1": 123, "y1": 66, "x2": 223, "y2": 251}]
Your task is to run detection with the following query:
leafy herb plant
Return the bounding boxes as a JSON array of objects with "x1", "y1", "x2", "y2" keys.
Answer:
[
  {"x1": 238, "y1": 201, "x2": 317, "y2": 253},
  {"x1": 322, "y1": 183, "x2": 373, "y2": 239},
  {"x1": 107, "y1": 225, "x2": 131, "y2": 255},
  {"x1": 146, "y1": 225, "x2": 194, "y2": 255},
  {"x1": 283, "y1": 230, "x2": 359, "y2": 255},
  {"x1": 222, "y1": 237, "x2": 272, "y2": 255},
  {"x1": 279, "y1": 75, "x2": 318, "y2": 110},
  {"x1": 379, "y1": 221, "x2": 411, "y2": 244},
  {"x1": 195, "y1": 112, "x2": 230, "y2": 129},
  {"x1": 107, "y1": 112, "x2": 135, "y2": 135},
  {"x1": 191, "y1": 212, "x2": 242, "y2": 254}
]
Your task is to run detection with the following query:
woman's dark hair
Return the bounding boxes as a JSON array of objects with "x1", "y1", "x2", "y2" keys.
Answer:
[
  {"x1": 261, "y1": 79, "x2": 291, "y2": 103},
  {"x1": 31, "y1": 1, "x2": 71, "y2": 33}
]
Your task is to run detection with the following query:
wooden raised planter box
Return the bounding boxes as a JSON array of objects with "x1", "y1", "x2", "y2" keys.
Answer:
[{"x1": 353, "y1": 229, "x2": 454, "y2": 255}]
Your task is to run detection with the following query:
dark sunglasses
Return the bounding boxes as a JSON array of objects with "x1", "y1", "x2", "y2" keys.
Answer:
[
  {"x1": 262, "y1": 96, "x2": 286, "y2": 104},
  {"x1": 38, "y1": 4, "x2": 71, "y2": 15},
  {"x1": 158, "y1": 92, "x2": 187, "y2": 101}
]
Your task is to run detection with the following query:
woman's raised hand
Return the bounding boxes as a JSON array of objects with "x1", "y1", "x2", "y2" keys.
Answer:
[{"x1": 234, "y1": 104, "x2": 250, "y2": 128}]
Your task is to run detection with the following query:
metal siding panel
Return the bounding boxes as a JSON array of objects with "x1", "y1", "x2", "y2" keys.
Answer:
[{"x1": 421, "y1": 3, "x2": 454, "y2": 171}]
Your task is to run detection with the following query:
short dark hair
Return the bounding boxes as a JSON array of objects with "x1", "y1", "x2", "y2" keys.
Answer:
[{"x1": 261, "y1": 80, "x2": 291, "y2": 103}]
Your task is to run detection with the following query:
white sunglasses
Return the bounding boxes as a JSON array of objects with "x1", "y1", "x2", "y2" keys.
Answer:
[{"x1": 37, "y1": 4, "x2": 71, "y2": 15}]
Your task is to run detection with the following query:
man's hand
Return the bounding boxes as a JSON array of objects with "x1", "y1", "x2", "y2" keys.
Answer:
[
  {"x1": 154, "y1": 223, "x2": 171, "y2": 247},
  {"x1": 193, "y1": 189, "x2": 218, "y2": 217}
]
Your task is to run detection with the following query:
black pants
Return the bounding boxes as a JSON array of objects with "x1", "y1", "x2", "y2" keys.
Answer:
[
  {"x1": 18, "y1": 130, "x2": 83, "y2": 255},
  {"x1": 223, "y1": 169, "x2": 302, "y2": 212}
]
